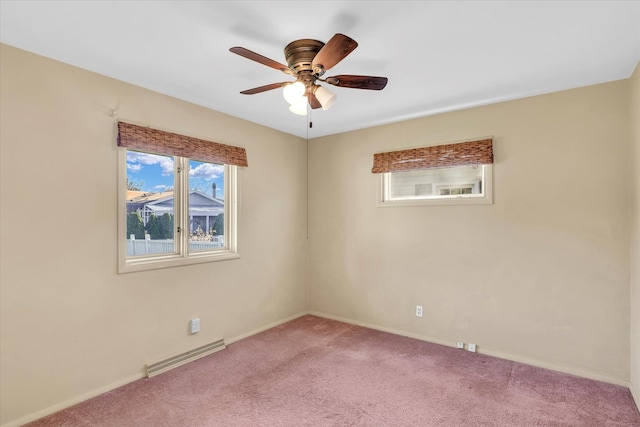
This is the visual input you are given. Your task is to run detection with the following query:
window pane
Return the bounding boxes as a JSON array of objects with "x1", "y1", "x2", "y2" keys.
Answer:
[
  {"x1": 188, "y1": 160, "x2": 225, "y2": 252},
  {"x1": 389, "y1": 165, "x2": 484, "y2": 200},
  {"x1": 125, "y1": 150, "x2": 175, "y2": 256}
]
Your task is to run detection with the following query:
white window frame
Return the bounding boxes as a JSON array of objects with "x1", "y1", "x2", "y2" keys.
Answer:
[
  {"x1": 118, "y1": 150, "x2": 240, "y2": 274},
  {"x1": 378, "y1": 164, "x2": 493, "y2": 207}
]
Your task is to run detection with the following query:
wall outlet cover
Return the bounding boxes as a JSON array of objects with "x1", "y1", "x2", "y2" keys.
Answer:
[
  {"x1": 468, "y1": 343, "x2": 477, "y2": 353},
  {"x1": 190, "y1": 318, "x2": 201, "y2": 334},
  {"x1": 457, "y1": 341, "x2": 464, "y2": 349}
]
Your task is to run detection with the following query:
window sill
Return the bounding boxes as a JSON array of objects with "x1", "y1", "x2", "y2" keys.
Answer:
[
  {"x1": 118, "y1": 250, "x2": 241, "y2": 274},
  {"x1": 377, "y1": 195, "x2": 492, "y2": 207}
]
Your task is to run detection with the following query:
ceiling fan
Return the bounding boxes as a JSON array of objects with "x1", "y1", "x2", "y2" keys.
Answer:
[{"x1": 229, "y1": 33, "x2": 388, "y2": 115}]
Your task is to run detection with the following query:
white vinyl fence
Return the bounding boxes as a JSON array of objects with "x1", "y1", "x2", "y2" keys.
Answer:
[{"x1": 127, "y1": 236, "x2": 224, "y2": 256}]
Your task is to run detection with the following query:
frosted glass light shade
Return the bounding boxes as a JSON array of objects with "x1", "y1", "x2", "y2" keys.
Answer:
[
  {"x1": 289, "y1": 98, "x2": 308, "y2": 115},
  {"x1": 283, "y1": 82, "x2": 306, "y2": 105},
  {"x1": 314, "y1": 85, "x2": 336, "y2": 111}
]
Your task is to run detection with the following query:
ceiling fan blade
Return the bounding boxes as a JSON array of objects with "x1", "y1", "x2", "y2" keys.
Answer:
[
  {"x1": 230, "y1": 47, "x2": 291, "y2": 74},
  {"x1": 308, "y1": 92, "x2": 322, "y2": 109},
  {"x1": 312, "y1": 34, "x2": 358, "y2": 72},
  {"x1": 240, "y1": 82, "x2": 287, "y2": 95},
  {"x1": 325, "y1": 75, "x2": 388, "y2": 90}
]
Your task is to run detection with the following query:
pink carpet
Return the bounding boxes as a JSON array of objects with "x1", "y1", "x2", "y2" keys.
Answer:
[{"x1": 26, "y1": 315, "x2": 640, "y2": 426}]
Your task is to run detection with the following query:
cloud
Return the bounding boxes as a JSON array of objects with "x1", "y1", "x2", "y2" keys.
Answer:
[
  {"x1": 127, "y1": 163, "x2": 142, "y2": 172},
  {"x1": 127, "y1": 152, "x2": 174, "y2": 176},
  {"x1": 189, "y1": 163, "x2": 224, "y2": 180},
  {"x1": 153, "y1": 184, "x2": 169, "y2": 192}
]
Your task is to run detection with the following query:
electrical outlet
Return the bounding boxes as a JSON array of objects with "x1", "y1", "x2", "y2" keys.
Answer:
[
  {"x1": 457, "y1": 341, "x2": 464, "y2": 349},
  {"x1": 468, "y1": 343, "x2": 477, "y2": 353},
  {"x1": 416, "y1": 305, "x2": 423, "y2": 317},
  {"x1": 190, "y1": 318, "x2": 201, "y2": 334}
]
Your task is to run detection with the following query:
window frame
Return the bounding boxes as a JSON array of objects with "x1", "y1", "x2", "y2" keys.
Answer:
[
  {"x1": 118, "y1": 149, "x2": 240, "y2": 274},
  {"x1": 377, "y1": 164, "x2": 493, "y2": 207}
]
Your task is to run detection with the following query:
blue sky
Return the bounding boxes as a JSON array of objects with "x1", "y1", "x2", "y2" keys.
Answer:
[{"x1": 126, "y1": 151, "x2": 225, "y2": 199}]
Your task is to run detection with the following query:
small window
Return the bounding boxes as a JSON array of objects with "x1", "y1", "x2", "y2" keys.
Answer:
[{"x1": 379, "y1": 164, "x2": 493, "y2": 206}]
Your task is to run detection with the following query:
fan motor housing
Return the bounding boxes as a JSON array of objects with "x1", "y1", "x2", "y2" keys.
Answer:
[{"x1": 284, "y1": 39, "x2": 324, "y2": 74}]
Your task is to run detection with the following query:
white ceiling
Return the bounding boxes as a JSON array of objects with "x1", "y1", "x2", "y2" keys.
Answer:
[{"x1": 1, "y1": 1, "x2": 639, "y2": 138}]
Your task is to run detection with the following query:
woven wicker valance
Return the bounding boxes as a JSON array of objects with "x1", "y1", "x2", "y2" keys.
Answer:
[
  {"x1": 117, "y1": 121, "x2": 248, "y2": 167},
  {"x1": 371, "y1": 138, "x2": 492, "y2": 173}
]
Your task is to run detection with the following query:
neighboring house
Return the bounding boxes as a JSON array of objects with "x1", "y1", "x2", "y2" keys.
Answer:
[{"x1": 127, "y1": 185, "x2": 224, "y2": 234}]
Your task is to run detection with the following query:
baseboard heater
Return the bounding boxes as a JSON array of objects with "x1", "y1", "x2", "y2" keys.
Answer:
[{"x1": 145, "y1": 338, "x2": 226, "y2": 378}]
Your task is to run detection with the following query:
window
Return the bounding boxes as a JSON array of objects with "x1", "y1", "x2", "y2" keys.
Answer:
[
  {"x1": 379, "y1": 164, "x2": 493, "y2": 206},
  {"x1": 373, "y1": 138, "x2": 493, "y2": 207},
  {"x1": 117, "y1": 122, "x2": 247, "y2": 273}
]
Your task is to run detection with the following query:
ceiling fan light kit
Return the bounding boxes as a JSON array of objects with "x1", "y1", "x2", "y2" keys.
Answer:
[{"x1": 230, "y1": 33, "x2": 388, "y2": 115}]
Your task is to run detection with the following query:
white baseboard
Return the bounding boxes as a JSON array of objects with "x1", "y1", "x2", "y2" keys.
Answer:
[
  {"x1": 479, "y1": 347, "x2": 629, "y2": 387},
  {"x1": 2, "y1": 372, "x2": 143, "y2": 427},
  {"x1": 308, "y1": 311, "x2": 630, "y2": 388},
  {"x1": 226, "y1": 311, "x2": 308, "y2": 345},
  {"x1": 631, "y1": 381, "x2": 640, "y2": 413},
  {"x1": 308, "y1": 310, "x2": 458, "y2": 348}
]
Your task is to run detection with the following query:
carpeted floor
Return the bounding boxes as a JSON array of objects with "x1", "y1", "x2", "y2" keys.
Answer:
[{"x1": 26, "y1": 315, "x2": 640, "y2": 426}]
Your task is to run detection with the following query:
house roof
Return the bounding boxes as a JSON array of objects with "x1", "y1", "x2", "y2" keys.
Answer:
[
  {"x1": 145, "y1": 205, "x2": 224, "y2": 217},
  {"x1": 128, "y1": 190, "x2": 224, "y2": 218},
  {"x1": 126, "y1": 191, "x2": 174, "y2": 204}
]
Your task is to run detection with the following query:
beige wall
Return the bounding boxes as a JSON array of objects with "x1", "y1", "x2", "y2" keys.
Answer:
[
  {"x1": 308, "y1": 80, "x2": 631, "y2": 385},
  {"x1": 0, "y1": 44, "x2": 309, "y2": 426},
  {"x1": 630, "y1": 61, "x2": 640, "y2": 406}
]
